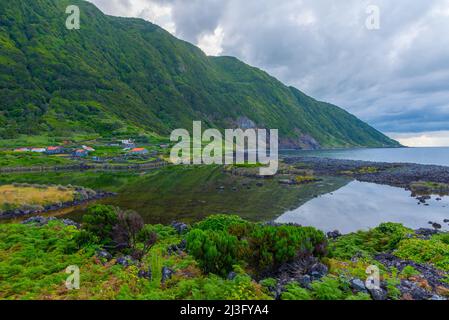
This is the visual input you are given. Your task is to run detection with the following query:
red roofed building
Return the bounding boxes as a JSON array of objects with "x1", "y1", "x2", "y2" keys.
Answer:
[
  {"x1": 45, "y1": 146, "x2": 65, "y2": 154},
  {"x1": 129, "y1": 148, "x2": 149, "y2": 155}
]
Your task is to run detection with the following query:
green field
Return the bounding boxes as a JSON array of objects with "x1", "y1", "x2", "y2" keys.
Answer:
[{"x1": 0, "y1": 151, "x2": 75, "y2": 168}]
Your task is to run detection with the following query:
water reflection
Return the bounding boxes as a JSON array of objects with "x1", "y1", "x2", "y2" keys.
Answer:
[{"x1": 276, "y1": 181, "x2": 449, "y2": 233}]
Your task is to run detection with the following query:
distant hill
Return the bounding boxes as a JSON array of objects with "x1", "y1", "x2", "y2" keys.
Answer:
[{"x1": 0, "y1": 0, "x2": 400, "y2": 149}]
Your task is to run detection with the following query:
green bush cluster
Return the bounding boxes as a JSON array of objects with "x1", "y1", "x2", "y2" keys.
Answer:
[
  {"x1": 75, "y1": 205, "x2": 157, "y2": 260},
  {"x1": 186, "y1": 215, "x2": 327, "y2": 276},
  {"x1": 247, "y1": 225, "x2": 327, "y2": 272},
  {"x1": 186, "y1": 229, "x2": 240, "y2": 276},
  {"x1": 329, "y1": 223, "x2": 412, "y2": 259},
  {"x1": 79, "y1": 205, "x2": 119, "y2": 245}
]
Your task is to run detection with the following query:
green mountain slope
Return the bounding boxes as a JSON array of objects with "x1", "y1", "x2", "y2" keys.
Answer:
[{"x1": 0, "y1": 0, "x2": 400, "y2": 148}]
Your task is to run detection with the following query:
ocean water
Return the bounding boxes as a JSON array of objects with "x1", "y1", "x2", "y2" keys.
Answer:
[{"x1": 281, "y1": 147, "x2": 449, "y2": 167}]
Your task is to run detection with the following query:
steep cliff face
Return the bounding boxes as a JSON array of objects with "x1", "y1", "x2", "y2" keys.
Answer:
[{"x1": 0, "y1": 0, "x2": 400, "y2": 149}]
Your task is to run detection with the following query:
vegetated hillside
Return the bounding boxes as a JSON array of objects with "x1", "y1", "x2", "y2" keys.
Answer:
[{"x1": 0, "y1": 0, "x2": 400, "y2": 149}]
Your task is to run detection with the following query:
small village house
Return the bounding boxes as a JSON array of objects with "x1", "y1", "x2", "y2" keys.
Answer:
[
  {"x1": 128, "y1": 147, "x2": 149, "y2": 155},
  {"x1": 30, "y1": 148, "x2": 46, "y2": 153},
  {"x1": 45, "y1": 146, "x2": 65, "y2": 155},
  {"x1": 82, "y1": 145, "x2": 96, "y2": 152},
  {"x1": 121, "y1": 139, "x2": 136, "y2": 149},
  {"x1": 73, "y1": 149, "x2": 88, "y2": 157},
  {"x1": 14, "y1": 147, "x2": 30, "y2": 152}
]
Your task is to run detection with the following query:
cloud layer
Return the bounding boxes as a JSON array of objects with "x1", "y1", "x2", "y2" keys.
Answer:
[{"x1": 89, "y1": 0, "x2": 449, "y2": 141}]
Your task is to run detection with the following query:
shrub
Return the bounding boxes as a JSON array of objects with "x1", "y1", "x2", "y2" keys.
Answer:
[
  {"x1": 385, "y1": 270, "x2": 402, "y2": 300},
  {"x1": 82, "y1": 205, "x2": 157, "y2": 259},
  {"x1": 186, "y1": 229, "x2": 241, "y2": 276},
  {"x1": 259, "y1": 278, "x2": 277, "y2": 289},
  {"x1": 248, "y1": 225, "x2": 327, "y2": 272},
  {"x1": 310, "y1": 277, "x2": 344, "y2": 300},
  {"x1": 432, "y1": 233, "x2": 449, "y2": 245},
  {"x1": 400, "y1": 265, "x2": 420, "y2": 278},
  {"x1": 194, "y1": 214, "x2": 249, "y2": 232},
  {"x1": 281, "y1": 283, "x2": 312, "y2": 300},
  {"x1": 82, "y1": 205, "x2": 118, "y2": 245},
  {"x1": 140, "y1": 224, "x2": 177, "y2": 241},
  {"x1": 74, "y1": 230, "x2": 100, "y2": 249},
  {"x1": 112, "y1": 210, "x2": 145, "y2": 250},
  {"x1": 134, "y1": 227, "x2": 158, "y2": 260},
  {"x1": 329, "y1": 223, "x2": 412, "y2": 260}
]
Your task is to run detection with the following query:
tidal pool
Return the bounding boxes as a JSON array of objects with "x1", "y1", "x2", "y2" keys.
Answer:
[
  {"x1": 276, "y1": 181, "x2": 449, "y2": 233},
  {"x1": 3, "y1": 167, "x2": 449, "y2": 232},
  {"x1": 62, "y1": 166, "x2": 350, "y2": 224}
]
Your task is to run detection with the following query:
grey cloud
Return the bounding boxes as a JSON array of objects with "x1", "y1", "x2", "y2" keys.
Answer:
[{"x1": 89, "y1": 0, "x2": 449, "y2": 133}]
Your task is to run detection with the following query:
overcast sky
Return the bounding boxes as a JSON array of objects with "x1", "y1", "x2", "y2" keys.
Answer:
[{"x1": 89, "y1": 0, "x2": 449, "y2": 146}]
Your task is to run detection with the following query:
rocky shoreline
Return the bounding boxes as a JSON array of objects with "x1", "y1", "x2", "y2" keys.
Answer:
[
  {"x1": 283, "y1": 156, "x2": 449, "y2": 191},
  {"x1": 267, "y1": 227, "x2": 449, "y2": 301}
]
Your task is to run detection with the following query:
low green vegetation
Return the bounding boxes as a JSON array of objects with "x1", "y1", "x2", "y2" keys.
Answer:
[
  {"x1": 0, "y1": 207, "x2": 273, "y2": 300},
  {"x1": 395, "y1": 239, "x2": 449, "y2": 271},
  {"x1": 1, "y1": 205, "x2": 448, "y2": 300},
  {"x1": 0, "y1": 171, "x2": 142, "y2": 193},
  {"x1": 0, "y1": 151, "x2": 74, "y2": 168}
]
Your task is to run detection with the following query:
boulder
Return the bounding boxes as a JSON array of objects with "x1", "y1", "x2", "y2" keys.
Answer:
[
  {"x1": 62, "y1": 219, "x2": 80, "y2": 228},
  {"x1": 171, "y1": 221, "x2": 189, "y2": 234},
  {"x1": 116, "y1": 255, "x2": 135, "y2": 267},
  {"x1": 161, "y1": 266, "x2": 174, "y2": 283},
  {"x1": 399, "y1": 280, "x2": 432, "y2": 300},
  {"x1": 369, "y1": 288, "x2": 388, "y2": 301},
  {"x1": 96, "y1": 250, "x2": 112, "y2": 261},
  {"x1": 297, "y1": 275, "x2": 312, "y2": 289},
  {"x1": 138, "y1": 267, "x2": 152, "y2": 280},
  {"x1": 350, "y1": 278, "x2": 367, "y2": 293},
  {"x1": 178, "y1": 239, "x2": 187, "y2": 250},
  {"x1": 430, "y1": 295, "x2": 447, "y2": 301},
  {"x1": 415, "y1": 228, "x2": 439, "y2": 239},
  {"x1": 308, "y1": 262, "x2": 328, "y2": 280},
  {"x1": 21, "y1": 216, "x2": 48, "y2": 225},
  {"x1": 227, "y1": 272, "x2": 237, "y2": 280},
  {"x1": 432, "y1": 223, "x2": 442, "y2": 230},
  {"x1": 327, "y1": 230, "x2": 342, "y2": 239}
]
